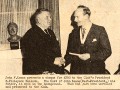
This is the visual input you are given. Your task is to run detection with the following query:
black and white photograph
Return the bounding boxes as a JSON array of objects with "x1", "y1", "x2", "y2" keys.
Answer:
[{"x1": 0, "y1": 0, "x2": 120, "y2": 89}]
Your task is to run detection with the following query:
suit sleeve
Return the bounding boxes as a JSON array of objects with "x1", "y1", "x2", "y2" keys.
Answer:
[
  {"x1": 90, "y1": 27, "x2": 112, "y2": 61},
  {"x1": 42, "y1": 30, "x2": 62, "y2": 72},
  {"x1": 64, "y1": 34, "x2": 80, "y2": 66},
  {"x1": 20, "y1": 35, "x2": 45, "y2": 61}
]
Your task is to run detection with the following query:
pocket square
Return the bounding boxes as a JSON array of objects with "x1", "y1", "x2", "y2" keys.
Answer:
[{"x1": 92, "y1": 38, "x2": 97, "y2": 42}]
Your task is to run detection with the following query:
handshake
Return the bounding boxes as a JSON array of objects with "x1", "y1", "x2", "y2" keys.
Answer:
[{"x1": 54, "y1": 57, "x2": 65, "y2": 67}]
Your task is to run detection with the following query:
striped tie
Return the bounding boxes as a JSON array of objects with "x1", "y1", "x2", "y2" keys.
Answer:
[
  {"x1": 45, "y1": 29, "x2": 51, "y2": 37},
  {"x1": 81, "y1": 28, "x2": 86, "y2": 39}
]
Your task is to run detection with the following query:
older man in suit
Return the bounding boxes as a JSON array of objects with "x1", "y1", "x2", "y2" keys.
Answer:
[
  {"x1": 21, "y1": 9, "x2": 65, "y2": 74},
  {"x1": 64, "y1": 5, "x2": 112, "y2": 74}
]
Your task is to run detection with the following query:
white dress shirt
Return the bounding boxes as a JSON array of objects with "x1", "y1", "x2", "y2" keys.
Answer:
[{"x1": 80, "y1": 23, "x2": 92, "y2": 44}]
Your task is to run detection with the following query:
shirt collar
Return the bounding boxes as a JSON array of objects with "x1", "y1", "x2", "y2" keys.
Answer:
[
  {"x1": 36, "y1": 24, "x2": 46, "y2": 31},
  {"x1": 82, "y1": 22, "x2": 92, "y2": 31}
]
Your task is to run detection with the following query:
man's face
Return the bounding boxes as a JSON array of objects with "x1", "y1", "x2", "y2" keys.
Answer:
[
  {"x1": 74, "y1": 8, "x2": 86, "y2": 26},
  {"x1": 8, "y1": 25, "x2": 18, "y2": 36},
  {"x1": 37, "y1": 11, "x2": 52, "y2": 29}
]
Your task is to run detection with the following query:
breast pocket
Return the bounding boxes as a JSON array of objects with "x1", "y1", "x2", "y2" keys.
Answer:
[
  {"x1": 91, "y1": 41, "x2": 98, "y2": 46},
  {"x1": 87, "y1": 39, "x2": 99, "y2": 53}
]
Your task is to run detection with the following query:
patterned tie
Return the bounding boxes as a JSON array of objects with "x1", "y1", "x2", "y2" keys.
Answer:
[
  {"x1": 45, "y1": 29, "x2": 51, "y2": 37},
  {"x1": 81, "y1": 28, "x2": 86, "y2": 40},
  {"x1": 45, "y1": 29, "x2": 48, "y2": 34}
]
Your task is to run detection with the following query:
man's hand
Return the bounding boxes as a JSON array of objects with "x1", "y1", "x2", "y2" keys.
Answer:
[
  {"x1": 80, "y1": 53, "x2": 90, "y2": 60},
  {"x1": 69, "y1": 52, "x2": 90, "y2": 61},
  {"x1": 54, "y1": 57, "x2": 65, "y2": 66}
]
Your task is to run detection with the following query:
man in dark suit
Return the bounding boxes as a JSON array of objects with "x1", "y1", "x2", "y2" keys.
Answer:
[
  {"x1": 64, "y1": 5, "x2": 112, "y2": 74},
  {"x1": 21, "y1": 9, "x2": 65, "y2": 75}
]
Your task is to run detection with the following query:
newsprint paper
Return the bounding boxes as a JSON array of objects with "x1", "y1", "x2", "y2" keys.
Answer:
[{"x1": 0, "y1": 0, "x2": 120, "y2": 89}]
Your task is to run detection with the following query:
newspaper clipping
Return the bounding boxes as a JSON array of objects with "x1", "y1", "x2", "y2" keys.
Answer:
[{"x1": 0, "y1": 0, "x2": 120, "y2": 89}]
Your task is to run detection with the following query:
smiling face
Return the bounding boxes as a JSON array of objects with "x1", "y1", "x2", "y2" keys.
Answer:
[
  {"x1": 74, "y1": 8, "x2": 88, "y2": 26},
  {"x1": 8, "y1": 24, "x2": 18, "y2": 36},
  {"x1": 37, "y1": 11, "x2": 52, "y2": 29}
]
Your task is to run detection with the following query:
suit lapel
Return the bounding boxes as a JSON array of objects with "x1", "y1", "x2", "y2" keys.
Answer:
[
  {"x1": 34, "y1": 25, "x2": 51, "y2": 39},
  {"x1": 76, "y1": 27, "x2": 81, "y2": 45},
  {"x1": 84, "y1": 24, "x2": 95, "y2": 45},
  {"x1": 72, "y1": 27, "x2": 82, "y2": 53}
]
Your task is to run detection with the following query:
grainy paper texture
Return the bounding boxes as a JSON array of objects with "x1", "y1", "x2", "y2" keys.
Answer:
[{"x1": 0, "y1": 0, "x2": 120, "y2": 89}]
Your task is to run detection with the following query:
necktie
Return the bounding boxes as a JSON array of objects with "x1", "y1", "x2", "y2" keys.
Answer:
[
  {"x1": 81, "y1": 28, "x2": 86, "y2": 40},
  {"x1": 45, "y1": 29, "x2": 51, "y2": 37},
  {"x1": 45, "y1": 29, "x2": 49, "y2": 34}
]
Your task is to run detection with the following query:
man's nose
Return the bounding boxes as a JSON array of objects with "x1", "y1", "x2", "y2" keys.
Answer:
[{"x1": 74, "y1": 17, "x2": 77, "y2": 22}]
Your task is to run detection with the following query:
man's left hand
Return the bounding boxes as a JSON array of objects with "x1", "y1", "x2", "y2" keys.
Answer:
[
  {"x1": 80, "y1": 53, "x2": 90, "y2": 60},
  {"x1": 69, "y1": 52, "x2": 90, "y2": 61}
]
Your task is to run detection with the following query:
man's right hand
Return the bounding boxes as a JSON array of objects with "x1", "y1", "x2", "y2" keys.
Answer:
[{"x1": 54, "y1": 57, "x2": 65, "y2": 67}]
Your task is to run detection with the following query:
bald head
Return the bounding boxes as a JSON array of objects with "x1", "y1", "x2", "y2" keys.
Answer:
[{"x1": 30, "y1": 9, "x2": 52, "y2": 29}]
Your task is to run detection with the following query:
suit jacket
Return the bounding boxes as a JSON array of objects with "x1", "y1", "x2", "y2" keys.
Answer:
[
  {"x1": 64, "y1": 24, "x2": 112, "y2": 74},
  {"x1": 20, "y1": 25, "x2": 64, "y2": 74}
]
